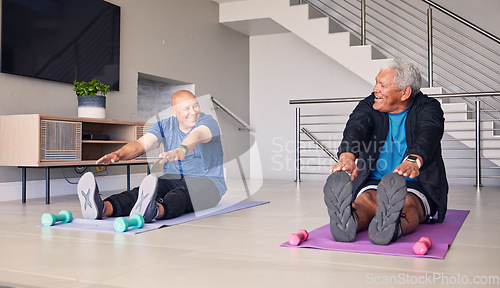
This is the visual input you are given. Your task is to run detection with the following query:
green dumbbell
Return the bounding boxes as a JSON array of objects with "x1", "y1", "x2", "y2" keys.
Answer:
[
  {"x1": 41, "y1": 210, "x2": 73, "y2": 226},
  {"x1": 114, "y1": 214, "x2": 145, "y2": 232}
]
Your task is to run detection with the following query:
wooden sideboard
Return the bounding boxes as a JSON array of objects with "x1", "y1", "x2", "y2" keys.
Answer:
[{"x1": 0, "y1": 114, "x2": 152, "y2": 203}]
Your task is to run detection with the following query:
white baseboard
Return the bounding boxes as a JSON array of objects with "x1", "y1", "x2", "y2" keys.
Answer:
[{"x1": 0, "y1": 173, "x2": 147, "y2": 202}]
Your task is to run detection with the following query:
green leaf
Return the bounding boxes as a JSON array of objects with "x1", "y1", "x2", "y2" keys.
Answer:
[{"x1": 73, "y1": 79, "x2": 110, "y2": 98}]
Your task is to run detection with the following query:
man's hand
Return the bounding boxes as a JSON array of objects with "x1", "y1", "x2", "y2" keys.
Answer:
[
  {"x1": 393, "y1": 155, "x2": 422, "y2": 179},
  {"x1": 329, "y1": 152, "x2": 358, "y2": 181},
  {"x1": 159, "y1": 147, "x2": 187, "y2": 164},
  {"x1": 96, "y1": 152, "x2": 120, "y2": 165},
  {"x1": 94, "y1": 135, "x2": 156, "y2": 165}
]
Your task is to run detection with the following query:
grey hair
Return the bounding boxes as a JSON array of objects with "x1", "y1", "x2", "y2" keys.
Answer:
[{"x1": 382, "y1": 59, "x2": 422, "y2": 96}]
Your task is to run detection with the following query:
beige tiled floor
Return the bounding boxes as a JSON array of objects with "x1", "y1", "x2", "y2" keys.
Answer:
[{"x1": 0, "y1": 180, "x2": 499, "y2": 288}]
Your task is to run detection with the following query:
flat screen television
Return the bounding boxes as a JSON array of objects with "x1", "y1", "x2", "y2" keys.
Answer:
[{"x1": 1, "y1": 0, "x2": 120, "y2": 90}]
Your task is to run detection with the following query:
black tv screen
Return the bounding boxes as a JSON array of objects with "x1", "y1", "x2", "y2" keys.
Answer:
[{"x1": 1, "y1": 0, "x2": 120, "y2": 90}]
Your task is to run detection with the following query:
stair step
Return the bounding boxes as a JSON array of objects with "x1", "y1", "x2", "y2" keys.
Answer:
[
  {"x1": 308, "y1": 3, "x2": 326, "y2": 19},
  {"x1": 441, "y1": 102, "x2": 468, "y2": 112},
  {"x1": 304, "y1": 17, "x2": 331, "y2": 36},
  {"x1": 421, "y1": 87, "x2": 443, "y2": 95},
  {"x1": 216, "y1": 0, "x2": 389, "y2": 84}
]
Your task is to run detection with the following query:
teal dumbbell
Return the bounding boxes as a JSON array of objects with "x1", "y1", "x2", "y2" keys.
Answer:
[
  {"x1": 114, "y1": 214, "x2": 145, "y2": 232},
  {"x1": 41, "y1": 210, "x2": 73, "y2": 226}
]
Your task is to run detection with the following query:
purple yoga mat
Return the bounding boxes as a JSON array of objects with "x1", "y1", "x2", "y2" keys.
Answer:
[{"x1": 281, "y1": 209, "x2": 469, "y2": 259}]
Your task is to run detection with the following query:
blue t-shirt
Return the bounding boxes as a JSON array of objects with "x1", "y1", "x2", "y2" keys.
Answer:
[
  {"x1": 147, "y1": 113, "x2": 227, "y2": 196},
  {"x1": 370, "y1": 108, "x2": 417, "y2": 182}
]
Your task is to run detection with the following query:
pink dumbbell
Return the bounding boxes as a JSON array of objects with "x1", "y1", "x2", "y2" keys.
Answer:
[
  {"x1": 288, "y1": 229, "x2": 309, "y2": 246},
  {"x1": 413, "y1": 236, "x2": 432, "y2": 255}
]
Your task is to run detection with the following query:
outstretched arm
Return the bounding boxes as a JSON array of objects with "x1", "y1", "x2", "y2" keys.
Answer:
[
  {"x1": 96, "y1": 133, "x2": 159, "y2": 165},
  {"x1": 158, "y1": 125, "x2": 213, "y2": 164}
]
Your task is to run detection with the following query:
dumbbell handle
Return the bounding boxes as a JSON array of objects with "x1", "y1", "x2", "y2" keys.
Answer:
[
  {"x1": 413, "y1": 237, "x2": 432, "y2": 255},
  {"x1": 53, "y1": 214, "x2": 67, "y2": 221},
  {"x1": 127, "y1": 217, "x2": 141, "y2": 226},
  {"x1": 288, "y1": 229, "x2": 309, "y2": 246}
]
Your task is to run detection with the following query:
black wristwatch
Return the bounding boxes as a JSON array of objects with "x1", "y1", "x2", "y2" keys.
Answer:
[{"x1": 404, "y1": 155, "x2": 421, "y2": 169}]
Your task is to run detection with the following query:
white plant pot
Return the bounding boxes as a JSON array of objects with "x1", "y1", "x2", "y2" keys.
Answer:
[{"x1": 78, "y1": 95, "x2": 106, "y2": 119}]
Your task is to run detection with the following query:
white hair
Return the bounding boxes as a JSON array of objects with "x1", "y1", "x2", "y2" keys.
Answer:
[{"x1": 382, "y1": 59, "x2": 422, "y2": 96}]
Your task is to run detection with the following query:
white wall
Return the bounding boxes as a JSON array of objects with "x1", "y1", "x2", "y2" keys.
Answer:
[{"x1": 249, "y1": 32, "x2": 373, "y2": 180}]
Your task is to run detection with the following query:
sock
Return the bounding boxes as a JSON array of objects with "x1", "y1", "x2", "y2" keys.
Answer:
[{"x1": 154, "y1": 204, "x2": 159, "y2": 219}]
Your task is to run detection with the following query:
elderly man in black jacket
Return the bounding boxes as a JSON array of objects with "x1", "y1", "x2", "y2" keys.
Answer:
[{"x1": 324, "y1": 59, "x2": 448, "y2": 245}]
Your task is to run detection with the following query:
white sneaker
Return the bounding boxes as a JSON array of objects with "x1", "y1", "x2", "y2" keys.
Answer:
[
  {"x1": 77, "y1": 172, "x2": 103, "y2": 220},
  {"x1": 129, "y1": 174, "x2": 159, "y2": 223}
]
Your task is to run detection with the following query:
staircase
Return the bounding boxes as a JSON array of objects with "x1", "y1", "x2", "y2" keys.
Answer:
[{"x1": 214, "y1": 0, "x2": 390, "y2": 85}]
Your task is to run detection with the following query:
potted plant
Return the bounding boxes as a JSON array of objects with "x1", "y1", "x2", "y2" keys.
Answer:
[{"x1": 74, "y1": 79, "x2": 110, "y2": 119}]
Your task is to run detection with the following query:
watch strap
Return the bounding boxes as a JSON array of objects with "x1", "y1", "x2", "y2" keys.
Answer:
[{"x1": 178, "y1": 144, "x2": 189, "y2": 155}]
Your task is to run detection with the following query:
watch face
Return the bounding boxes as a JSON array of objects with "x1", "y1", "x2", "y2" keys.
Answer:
[{"x1": 407, "y1": 155, "x2": 418, "y2": 161}]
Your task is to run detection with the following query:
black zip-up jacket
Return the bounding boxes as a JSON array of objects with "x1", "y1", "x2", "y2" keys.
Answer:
[{"x1": 338, "y1": 92, "x2": 448, "y2": 223}]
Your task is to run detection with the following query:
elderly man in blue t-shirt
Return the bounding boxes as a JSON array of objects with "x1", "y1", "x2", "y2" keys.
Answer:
[
  {"x1": 77, "y1": 90, "x2": 227, "y2": 222},
  {"x1": 324, "y1": 59, "x2": 448, "y2": 246}
]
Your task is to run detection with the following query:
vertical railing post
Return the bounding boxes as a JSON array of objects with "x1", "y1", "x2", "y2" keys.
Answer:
[
  {"x1": 296, "y1": 107, "x2": 301, "y2": 183},
  {"x1": 361, "y1": 0, "x2": 366, "y2": 45},
  {"x1": 475, "y1": 100, "x2": 483, "y2": 187},
  {"x1": 22, "y1": 167, "x2": 27, "y2": 203},
  {"x1": 427, "y1": 7, "x2": 434, "y2": 87}
]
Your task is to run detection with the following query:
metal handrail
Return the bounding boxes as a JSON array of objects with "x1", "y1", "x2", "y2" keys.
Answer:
[
  {"x1": 301, "y1": 128, "x2": 339, "y2": 162},
  {"x1": 290, "y1": 91, "x2": 500, "y2": 105},
  {"x1": 292, "y1": 92, "x2": 500, "y2": 186},
  {"x1": 211, "y1": 97, "x2": 253, "y2": 131},
  {"x1": 358, "y1": 0, "x2": 499, "y2": 86},
  {"x1": 422, "y1": 0, "x2": 500, "y2": 44}
]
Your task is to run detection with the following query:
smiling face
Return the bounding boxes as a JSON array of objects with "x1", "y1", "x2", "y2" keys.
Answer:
[
  {"x1": 171, "y1": 91, "x2": 201, "y2": 133},
  {"x1": 372, "y1": 69, "x2": 411, "y2": 114}
]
